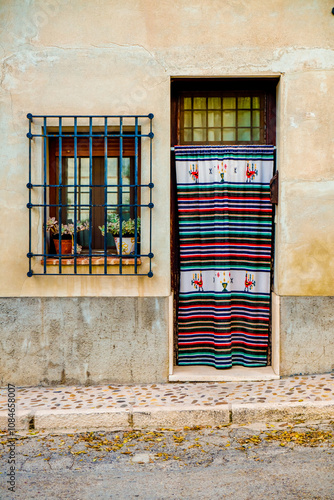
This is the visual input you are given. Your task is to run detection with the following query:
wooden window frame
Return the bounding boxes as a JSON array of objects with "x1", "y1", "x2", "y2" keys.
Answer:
[{"x1": 49, "y1": 135, "x2": 141, "y2": 252}]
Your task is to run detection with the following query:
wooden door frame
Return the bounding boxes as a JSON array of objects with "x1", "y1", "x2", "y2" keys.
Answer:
[{"x1": 170, "y1": 77, "x2": 278, "y2": 369}]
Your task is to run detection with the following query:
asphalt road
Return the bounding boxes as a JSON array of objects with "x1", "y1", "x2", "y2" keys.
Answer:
[{"x1": 1, "y1": 421, "x2": 333, "y2": 499}]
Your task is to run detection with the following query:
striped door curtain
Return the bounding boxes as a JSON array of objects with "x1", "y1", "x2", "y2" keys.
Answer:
[{"x1": 175, "y1": 145, "x2": 275, "y2": 368}]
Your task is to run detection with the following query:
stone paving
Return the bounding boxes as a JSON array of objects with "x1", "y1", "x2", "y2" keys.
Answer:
[{"x1": 0, "y1": 373, "x2": 333, "y2": 413}]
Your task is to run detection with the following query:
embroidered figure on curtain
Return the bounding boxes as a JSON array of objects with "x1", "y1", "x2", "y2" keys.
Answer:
[{"x1": 175, "y1": 145, "x2": 275, "y2": 368}]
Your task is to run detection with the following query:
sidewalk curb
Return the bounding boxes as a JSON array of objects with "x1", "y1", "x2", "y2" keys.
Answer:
[
  {"x1": 1, "y1": 401, "x2": 333, "y2": 433},
  {"x1": 231, "y1": 400, "x2": 334, "y2": 424},
  {"x1": 132, "y1": 405, "x2": 230, "y2": 428}
]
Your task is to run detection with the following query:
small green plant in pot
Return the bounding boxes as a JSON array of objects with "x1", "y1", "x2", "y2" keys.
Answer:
[
  {"x1": 99, "y1": 213, "x2": 140, "y2": 255},
  {"x1": 46, "y1": 217, "x2": 89, "y2": 255}
]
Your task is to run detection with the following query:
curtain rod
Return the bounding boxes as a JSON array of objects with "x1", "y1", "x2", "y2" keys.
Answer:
[{"x1": 171, "y1": 146, "x2": 277, "y2": 151}]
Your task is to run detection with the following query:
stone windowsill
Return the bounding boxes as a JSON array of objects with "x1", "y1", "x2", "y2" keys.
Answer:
[{"x1": 41, "y1": 256, "x2": 141, "y2": 266}]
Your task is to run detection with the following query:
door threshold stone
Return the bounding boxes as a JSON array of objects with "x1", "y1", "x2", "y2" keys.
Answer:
[{"x1": 169, "y1": 365, "x2": 279, "y2": 382}]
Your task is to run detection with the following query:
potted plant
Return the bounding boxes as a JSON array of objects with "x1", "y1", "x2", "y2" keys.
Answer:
[
  {"x1": 99, "y1": 213, "x2": 140, "y2": 255},
  {"x1": 46, "y1": 217, "x2": 89, "y2": 255}
]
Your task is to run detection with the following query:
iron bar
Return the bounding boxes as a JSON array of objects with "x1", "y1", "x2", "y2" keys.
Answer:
[
  {"x1": 119, "y1": 117, "x2": 123, "y2": 275},
  {"x1": 58, "y1": 117, "x2": 62, "y2": 274},
  {"x1": 34, "y1": 253, "x2": 151, "y2": 257},
  {"x1": 43, "y1": 117, "x2": 47, "y2": 274},
  {"x1": 28, "y1": 114, "x2": 152, "y2": 119},
  {"x1": 104, "y1": 117, "x2": 108, "y2": 275},
  {"x1": 31, "y1": 272, "x2": 150, "y2": 276},
  {"x1": 134, "y1": 117, "x2": 138, "y2": 274},
  {"x1": 89, "y1": 117, "x2": 93, "y2": 274},
  {"x1": 28, "y1": 133, "x2": 153, "y2": 138},
  {"x1": 28, "y1": 183, "x2": 153, "y2": 188},
  {"x1": 28, "y1": 116, "x2": 32, "y2": 277},
  {"x1": 74, "y1": 117, "x2": 78, "y2": 274},
  {"x1": 149, "y1": 114, "x2": 153, "y2": 277},
  {"x1": 27, "y1": 203, "x2": 152, "y2": 208}
]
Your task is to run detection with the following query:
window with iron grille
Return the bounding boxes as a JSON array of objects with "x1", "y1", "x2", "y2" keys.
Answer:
[{"x1": 27, "y1": 114, "x2": 154, "y2": 276}]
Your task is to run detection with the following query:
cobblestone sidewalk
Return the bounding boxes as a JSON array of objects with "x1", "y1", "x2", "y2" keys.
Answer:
[{"x1": 0, "y1": 373, "x2": 333, "y2": 432}]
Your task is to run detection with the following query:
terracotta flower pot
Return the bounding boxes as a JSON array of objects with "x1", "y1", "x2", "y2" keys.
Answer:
[{"x1": 54, "y1": 239, "x2": 72, "y2": 255}]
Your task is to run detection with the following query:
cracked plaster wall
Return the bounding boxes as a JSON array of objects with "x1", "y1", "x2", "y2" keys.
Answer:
[
  {"x1": 0, "y1": 0, "x2": 333, "y2": 298},
  {"x1": 0, "y1": 1, "x2": 333, "y2": 378}
]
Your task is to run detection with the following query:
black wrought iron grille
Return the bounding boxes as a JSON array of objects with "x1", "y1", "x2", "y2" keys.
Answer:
[{"x1": 27, "y1": 114, "x2": 154, "y2": 276}]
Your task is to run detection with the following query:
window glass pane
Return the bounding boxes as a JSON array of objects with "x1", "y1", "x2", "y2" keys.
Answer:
[
  {"x1": 106, "y1": 158, "x2": 132, "y2": 219},
  {"x1": 208, "y1": 129, "x2": 221, "y2": 141},
  {"x1": 67, "y1": 158, "x2": 74, "y2": 180},
  {"x1": 193, "y1": 129, "x2": 206, "y2": 141},
  {"x1": 252, "y1": 97, "x2": 260, "y2": 109},
  {"x1": 238, "y1": 97, "x2": 251, "y2": 109},
  {"x1": 238, "y1": 128, "x2": 251, "y2": 141},
  {"x1": 79, "y1": 158, "x2": 90, "y2": 220},
  {"x1": 183, "y1": 97, "x2": 192, "y2": 109},
  {"x1": 107, "y1": 157, "x2": 118, "y2": 177},
  {"x1": 252, "y1": 110, "x2": 260, "y2": 127},
  {"x1": 238, "y1": 110, "x2": 251, "y2": 127},
  {"x1": 107, "y1": 158, "x2": 118, "y2": 208},
  {"x1": 183, "y1": 111, "x2": 192, "y2": 128},
  {"x1": 122, "y1": 158, "x2": 131, "y2": 184},
  {"x1": 223, "y1": 97, "x2": 236, "y2": 109},
  {"x1": 208, "y1": 111, "x2": 221, "y2": 127},
  {"x1": 122, "y1": 158, "x2": 131, "y2": 218},
  {"x1": 80, "y1": 158, "x2": 90, "y2": 185},
  {"x1": 193, "y1": 111, "x2": 206, "y2": 127},
  {"x1": 122, "y1": 191, "x2": 131, "y2": 219},
  {"x1": 252, "y1": 128, "x2": 260, "y2": 141},
  {"x1": 208, "y1": 97, "x2": 221, "y2": 109},
  {"x1": 66, "y1": 158, "x2": 75, "y2": 222},
  {"x1": 193, "y1": 97, "x2": 206, "y2": 109},
  {"x1": 180, "y1": 93, "x2": 266, "y2": 145},
  {"x1": 223, "y1": 111, "x2": 236, "y2": 127},
  {"x1": 67, "y1": 158, "x2": 74, "y2": 190},
  {"x1": 183, "y1": 129, "x2": 192, "y2": 142},
  {"x1": 223, "y1": 128, "x2": 236, "y2": 141}
]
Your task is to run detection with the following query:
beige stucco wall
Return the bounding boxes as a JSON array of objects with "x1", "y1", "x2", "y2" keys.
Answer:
[{"x1": 1, "y1": 0, "x2": 333, "y2": 298}]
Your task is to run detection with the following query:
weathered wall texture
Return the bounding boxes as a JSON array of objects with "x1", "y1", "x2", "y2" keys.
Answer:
[
  {"x1": 0, "y1": 297, "x2": 169, "y2": 385},
  {"x1": 280, "y1": 297, "x2": 334, "y2": 376},
  {"x1": 1, "y1": 0, "x2": 333, "y2": 297},
  {"x1": 0, "y1": 1, "x2": 333, "y2": 381},
  {"x1": 277, "y1": 70, "x2": 334, "y2": 296}
]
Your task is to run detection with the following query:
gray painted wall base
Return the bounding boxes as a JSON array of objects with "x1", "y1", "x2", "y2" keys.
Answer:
[
  {"x1": 1, "y1": 296, "x2": 333, "y2": 386},
  {"x1": 280, "y1": 296, "x2": 334, "y2": 376},
  {"x1": 0, "y1": 297, "x2": 169, "y2": 386}
]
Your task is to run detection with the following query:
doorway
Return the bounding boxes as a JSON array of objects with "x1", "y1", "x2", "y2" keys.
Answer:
[{"x1": 171, "y1": 78, "x2": 278, "y2": 375}]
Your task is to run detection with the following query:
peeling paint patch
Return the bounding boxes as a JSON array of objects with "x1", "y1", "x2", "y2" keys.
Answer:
[{"x1": 289, "y1": 117, "x2": 298, "y2": 128}]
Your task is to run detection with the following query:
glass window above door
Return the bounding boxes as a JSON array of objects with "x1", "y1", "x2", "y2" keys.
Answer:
[{"x1": 180, "y1": 94, "x2": 264, "y2": 144}]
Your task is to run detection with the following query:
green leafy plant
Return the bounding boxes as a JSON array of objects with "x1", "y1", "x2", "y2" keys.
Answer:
[{"x1": 99, "y1": 213, "x2": 140, "y2": 237}]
